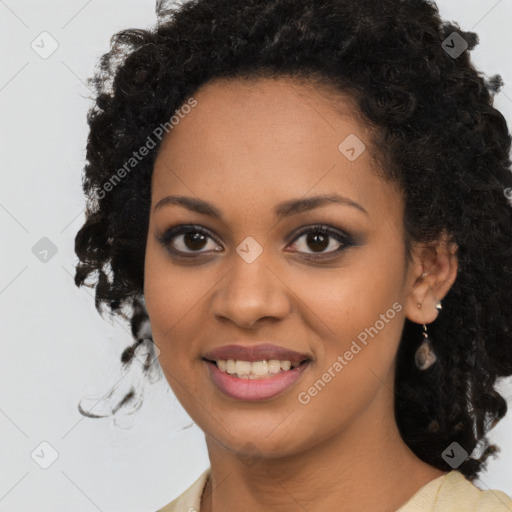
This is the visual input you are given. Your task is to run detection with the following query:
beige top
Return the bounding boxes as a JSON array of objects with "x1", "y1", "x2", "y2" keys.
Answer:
[{"x1": 157, "y1": 468, "x2": 512, "y2": 511}]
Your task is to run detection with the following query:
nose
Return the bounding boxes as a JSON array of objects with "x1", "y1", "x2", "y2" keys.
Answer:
[{"x1": 211, "y1": 250, "x2": 292, "y2": 329}]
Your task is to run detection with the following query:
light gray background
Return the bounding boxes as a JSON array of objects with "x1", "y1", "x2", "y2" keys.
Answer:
[{"x1": 1, "y1": 1, "x2": 511, "y2": 510}]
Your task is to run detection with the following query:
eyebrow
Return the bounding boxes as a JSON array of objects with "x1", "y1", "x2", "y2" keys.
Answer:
[{"x1": 153, "y1": 193, "x2": 369, "y2": 219}]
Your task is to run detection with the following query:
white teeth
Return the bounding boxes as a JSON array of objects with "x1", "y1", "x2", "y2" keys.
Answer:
[
  {"x1": 235, "y1": 360, "x2": 252, "y2": 375},
  {"x1": 280, "y1": 360, "x2": 291, "y2": 371},
  {"x1": 214, "y1": 358, "x2": 301, "y2": 378},
  {"x1": 251, "y1": 361, "x2": 268, "y2": 376},
  {"x1": 268, "y1": 360, "x2": 281, "y2": 373}
]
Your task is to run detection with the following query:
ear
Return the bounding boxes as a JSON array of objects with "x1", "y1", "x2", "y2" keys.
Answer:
[{"x1": 404, "y1": 230, "x2": 458, "y2": 325}]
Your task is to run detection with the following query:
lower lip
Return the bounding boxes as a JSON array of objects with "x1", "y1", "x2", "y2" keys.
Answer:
[{"x1": 204, "y1": 360, "x2": 311, "y2": 401}]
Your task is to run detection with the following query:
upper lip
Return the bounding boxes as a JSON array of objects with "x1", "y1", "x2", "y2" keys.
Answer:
[{"x1": 202, "y1": 343, "x2": 311, "y2": 365}]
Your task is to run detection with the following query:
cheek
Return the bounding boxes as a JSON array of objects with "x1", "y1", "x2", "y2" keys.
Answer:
[
  {"x1": 143, "y1": 248, "x2": 208, "y2": 363},
  {"x1": 143, "y1": 263, "x2": 208, "y2": 407},
  {"x1": 289, "y1": 274, "x2": 405, "y2": 441},
  {"x1": 291, "y1": 241, "x2": 406, "y2": 384},
  {"x1": 295, "y1": 257, "x2": 404, "y2": 341},
  {"x1": 144, "y1": 229, "x2": 218, "y2": 315}
]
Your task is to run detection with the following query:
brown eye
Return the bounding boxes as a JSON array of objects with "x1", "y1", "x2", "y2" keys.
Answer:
[
  {"x1": 156, "y1": 223, "x2": 354, "y2": 261},
  {"x1": 304, "y1": 232, "x2": 330, "y2": 252},
  {"x1": 183, "y1": 231, "x2": 208, "y2": 251},
  {"x1": 287, "y1": 225, "x2": 352, "y2": 256},
  {"x1": 157, "y1": 225, "x2": 223, "y2": 255}
]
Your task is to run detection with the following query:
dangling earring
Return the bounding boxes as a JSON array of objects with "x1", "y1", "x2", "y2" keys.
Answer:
[
  {"x1": 414, "y1": 300, "x2": 441, "y2": 370},
  {"x1": 415, "y1": 324, "x2": 436, "y2": 370}
]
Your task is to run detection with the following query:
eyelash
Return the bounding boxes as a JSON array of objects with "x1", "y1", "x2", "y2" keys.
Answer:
[{"x1": 156, "y1": 224, "x2": 355, "y2": 261}]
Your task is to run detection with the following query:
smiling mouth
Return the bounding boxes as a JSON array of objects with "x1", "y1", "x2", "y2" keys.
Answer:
[{"x1": 203, "y1": 358, "x2": 310, "y2": 379}]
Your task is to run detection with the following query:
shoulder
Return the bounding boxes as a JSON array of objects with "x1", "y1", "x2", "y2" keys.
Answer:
[
  {"x1": 437, "y1": 471, "x2": 512, "y2": 511},
  {"x1": 156, "y1": 468, "x2": 512, "y2": 511},
  {"x1": 399, "y1": 470, "x2": 512, "y2": 512},
  {"x1": 156, "y1": 467, "x2": 210, "y2": 512}
]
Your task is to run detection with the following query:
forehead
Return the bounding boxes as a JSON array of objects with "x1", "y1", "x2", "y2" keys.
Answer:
[
  {"x1": 151, "y1": 76, "x2": 400, "y2": 223},
  {"x1": 158, "y1": 75, "x2": 365, "y2": 154}
]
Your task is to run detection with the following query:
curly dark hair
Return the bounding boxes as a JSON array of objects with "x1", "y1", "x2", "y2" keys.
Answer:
[{"x1": 74, "y1": 0, "x2": 512, "y2": 481}]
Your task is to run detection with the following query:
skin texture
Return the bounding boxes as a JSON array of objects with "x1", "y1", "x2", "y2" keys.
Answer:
[{"x1": 144, "y1": 76, "x2": 458, "y2": 511}]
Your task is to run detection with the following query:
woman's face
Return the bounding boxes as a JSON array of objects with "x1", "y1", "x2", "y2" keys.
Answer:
[{"x1": 144, "y1": 76, "x2": 422, "y2": 459}]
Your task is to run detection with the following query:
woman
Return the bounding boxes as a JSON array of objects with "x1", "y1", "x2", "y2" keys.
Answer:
[{"x1": 74, "y1": 0, "x2": 512, "y2": 510}]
